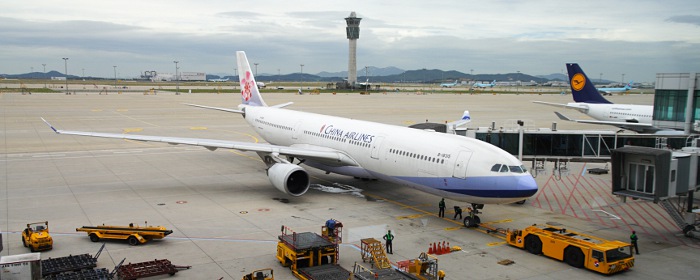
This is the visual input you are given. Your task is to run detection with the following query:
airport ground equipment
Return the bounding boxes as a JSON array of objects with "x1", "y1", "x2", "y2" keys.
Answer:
[
  {"x1": 22, "y1": 221, "x2": 53, "y2": 252},
  {"x1": 505, "y1": 224, "x2": 634, "y2": 274},
  {"x1": 43, "y1": 268, "x2": 111, "y2": 280},
  {"x1": 41, "y1": 244, "x2": 105, "y2": 278},
  {"x1": 353, "y1": 252, "x2": 445, "y2": 280},
  {"x1": 359, "y1": 238, "x2": 391, "y2": 269},
  {"x1": 395, "y1": 252, "x2": 443, "y2": 280},
  {"x1": 76, "y1": 223, "x2": 173, "y2": 245},
  {"x1": 116, "y1": 259, "x2": 191, "y2": 280},
  {"x1": 242, "y1": 268, "x2": 274, "y2": 280},
  {"x1": 0, "y1": 253, "x2": 42, "y2": 279},
  {"x1": 276, "y1": 221, "x2": 351, "y2": 280}
]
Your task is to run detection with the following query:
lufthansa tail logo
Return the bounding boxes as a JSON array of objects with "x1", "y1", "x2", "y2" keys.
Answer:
[{"x1": 571, "y1": 73, "x2": 585, "y2": 91}]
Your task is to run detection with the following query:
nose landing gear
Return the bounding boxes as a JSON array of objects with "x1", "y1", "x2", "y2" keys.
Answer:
[{"x1": 463, "y1": 203, "x2": 484, "y2": 228}]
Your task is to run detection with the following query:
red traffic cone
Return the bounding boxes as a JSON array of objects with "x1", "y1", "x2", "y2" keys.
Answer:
[
  {"x1": 441, "y1": 241, "x2": 448, "y2": 254},
  {"x1": 446, "y1": 242, "x2": 451, "y2": 254},
  {"x1": 428, "y1": 243, "x2": 434, "y2": 254}
]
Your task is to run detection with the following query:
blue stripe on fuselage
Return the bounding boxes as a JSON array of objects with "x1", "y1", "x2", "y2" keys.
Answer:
[{"x1": 394, "y1": 175, "x2": 538, "y2": 198}]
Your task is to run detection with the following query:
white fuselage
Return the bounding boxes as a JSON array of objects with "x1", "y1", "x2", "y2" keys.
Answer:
[
  {"x1": 569, "y1": 103, "x2": 653, "y2": 124},
  {"x1": 242, "y1": 106, "x2": 538, "y2": 204}
]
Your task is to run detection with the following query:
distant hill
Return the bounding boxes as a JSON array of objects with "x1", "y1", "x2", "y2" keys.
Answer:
[
  {"x1": 4, "y1": 69, "x2": 552, "y2": 84},
  {"x1": 317, "y1": 66, "x2": 405, "y2": 78},
  {"x1": 1, "y1": 70, "x2": 81, "y2": 79}
]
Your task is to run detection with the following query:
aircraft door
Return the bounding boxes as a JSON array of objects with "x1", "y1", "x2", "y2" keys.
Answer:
[
  {"x1": 292, "y1": 122, "x2": 302, "y2": 139},
  {"x1": 371, "y1": 136, "x2": 385, "y2": 159},
  {"x1": 452, "y1": 150, "x2": 472, "y2": 179}
]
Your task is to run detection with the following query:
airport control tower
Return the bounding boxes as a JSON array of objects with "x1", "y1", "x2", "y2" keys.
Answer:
[{"x1": 345, "y1": 12, "x2": 362, "y2": 87}]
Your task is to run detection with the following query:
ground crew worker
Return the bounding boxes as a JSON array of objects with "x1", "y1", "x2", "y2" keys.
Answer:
[
  {"x1": 438, "y1": 198, "x2": 446, "y2": 218},
  {"x1": 630, "y1": 231, "x2": 639, "y2": 254},
  {"x1": 453, "y1": 206, "x2": 462, "y2": 220},
  {"x1": 383, "y1": 230, "x2": 394, "y2": 254}
]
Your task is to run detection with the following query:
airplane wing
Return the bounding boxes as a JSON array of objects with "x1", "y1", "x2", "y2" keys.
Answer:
[
  {"x1": 532, "y1": 101, "x2": 590, "y2": 114},
  {"x1": 41, "y1": 118, "x2": 359, "y2": 167},
  {"x1": 553, "y1": 112, "x2": 653, "y2": 128}
]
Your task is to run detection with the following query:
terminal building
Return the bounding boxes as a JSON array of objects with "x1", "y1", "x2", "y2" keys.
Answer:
[{"x1": 652, "y1": 73, "x2": 700, "y2": 134}]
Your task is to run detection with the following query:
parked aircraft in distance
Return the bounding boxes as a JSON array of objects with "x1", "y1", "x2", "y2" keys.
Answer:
[
  {"x1": 533, "y1": 63, "x2": 682, "y2": 135},
  {"x1": 42, "y1": 51, "x2": 538, "y2": 228},
  {"x1": 256, "y1": 81, "x2": 266, "y2": 89},
  {"x1": 208, "y1": 78, "x2": 229, "y2": 82},
  {"x1": 597, "y1": 81, "x2": 633, "y2": 95},
  {"x1": 440, "y1": 80, "x2": 459, "y2": 88},
  {"x1": 472, "y1": 80, "x2": 496, "y2": 88}
]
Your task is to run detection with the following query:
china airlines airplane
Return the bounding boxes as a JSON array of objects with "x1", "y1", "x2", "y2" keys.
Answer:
[{"x1": 42, "y1": 51, "x2": 538, "y2": 227}]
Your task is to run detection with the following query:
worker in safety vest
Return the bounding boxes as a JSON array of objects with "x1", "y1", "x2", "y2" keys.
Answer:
[
  {"x1": 383, "y1": 230, "x2": 394, "y2": 254},
  {"x1": 630, "y1": 231, "x2": 639, "y2": 254}
]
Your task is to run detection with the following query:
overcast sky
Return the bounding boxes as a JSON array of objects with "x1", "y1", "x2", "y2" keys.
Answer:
[{"x1": 2, "y1": 0, "x2": 699, "y2": 82}]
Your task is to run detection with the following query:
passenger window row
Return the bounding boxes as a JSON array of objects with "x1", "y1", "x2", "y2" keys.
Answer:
[{"x1": 389, "y1": 148, "x2": 445, "y2": 164}]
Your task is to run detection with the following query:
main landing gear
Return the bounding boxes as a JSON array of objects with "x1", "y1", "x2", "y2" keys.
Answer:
[{"x1": 463, "y1": 203, "x2": 484, "y2": 228}]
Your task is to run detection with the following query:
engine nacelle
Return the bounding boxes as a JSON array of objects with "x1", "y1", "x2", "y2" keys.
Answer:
[{"x1": 267, "y1": 163, "x2": 310, "y2": 197}]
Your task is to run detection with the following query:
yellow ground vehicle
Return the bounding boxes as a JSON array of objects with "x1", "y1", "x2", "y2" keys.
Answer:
[
  {"x1": 276, "y1": 220, "x2": 350, "y2": 280},
  {"x1": 22, "y1": 221, "x2": 53, "y2": 252},
  {"x1": 76, "y1": 223, "x2": 173, "y2": 246},
  {"x1": 506, "y1": 224, "x2": 634, "y2": 274},
  {"x1": 242, "y1": 268, "x2": 274, "y2": 280}
]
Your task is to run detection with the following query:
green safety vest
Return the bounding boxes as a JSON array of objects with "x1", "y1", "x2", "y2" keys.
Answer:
[{"x1": 385, "y1": 233, "x2": 394, "y2": 241}]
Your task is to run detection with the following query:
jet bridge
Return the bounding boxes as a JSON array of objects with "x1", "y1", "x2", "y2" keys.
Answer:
[{"x1": 610, "y1": 145, "x2": 700, "y2": 238}]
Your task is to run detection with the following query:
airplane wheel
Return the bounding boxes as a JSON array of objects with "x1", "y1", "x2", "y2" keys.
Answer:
[
  {"x1": 89, "y1": 234, "x2": 100, "y2": 242},
  {"x1": 463, "y1": 217, "x2": 476, "y2": 228},
  {"x1": 128, "y1": 236, "x2": 139, "y2": 246},
  {"x1": 474, "y1": 215, "x2": 481, "y2": 225},
  {"x1": 515, "y1": 199, "x2": 526, "y2": 205},
  {"x1": 22, "y1": 237, "x2": 27, "y2": 247}
]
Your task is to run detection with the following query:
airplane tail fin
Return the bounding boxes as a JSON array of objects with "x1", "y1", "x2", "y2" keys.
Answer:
[
  {"x1": 237, "y1": 51, "x2": 268, "y2": 107},
  {"x1": 625, "y1": 81, "x2": 634, "y2": 89},
  {"x1": 461, "y1": 110, "x2": 471, "y2": 121},
  {"x1": 566, "y1": 63, "x2": 612, "y2": 104}
]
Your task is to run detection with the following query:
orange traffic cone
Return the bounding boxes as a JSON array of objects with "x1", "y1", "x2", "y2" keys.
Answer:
[
  {"x1": 441, "y1": 241, "x2": 448, "y2": 254},
  {"x1": 445, "y1": 242, "x2": 451, "y2": 254},
  {"x1": 437, "y1": 242, "x2": 443, "y2": 255},
  {"x1": 428, "y1": 243, "x2": 434, "y2": 254}
]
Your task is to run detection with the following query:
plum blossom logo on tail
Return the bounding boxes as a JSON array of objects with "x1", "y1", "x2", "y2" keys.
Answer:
[{"x1": 241, "y1": 71, "x2": 254, "y2": 101}]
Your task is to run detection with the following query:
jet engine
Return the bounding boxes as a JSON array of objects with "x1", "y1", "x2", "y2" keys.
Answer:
[{"x1": 267, "y1": 163, "x2": 310, "y2": 196}]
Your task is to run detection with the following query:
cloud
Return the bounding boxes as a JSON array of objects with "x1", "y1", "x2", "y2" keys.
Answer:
[{"x1": 665, "y1": 15, "x2": 700, "y2": 26}]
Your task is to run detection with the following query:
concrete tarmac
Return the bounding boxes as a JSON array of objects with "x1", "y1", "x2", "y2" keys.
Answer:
[{"x1": 1, "y1": 91, "x2": 698, "y2": 279}]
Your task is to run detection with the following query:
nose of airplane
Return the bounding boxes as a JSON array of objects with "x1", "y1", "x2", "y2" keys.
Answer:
[{"x1": 518, "y1": 175, "x2": 539, "y2": 197}]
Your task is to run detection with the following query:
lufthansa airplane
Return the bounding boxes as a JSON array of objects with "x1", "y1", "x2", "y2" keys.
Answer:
[
  {"x1": 42, "y1": 51, "x2": 538, "y2": 227},
  {"x1": 533, "y1": 63, "x2": 682, "y2": 134}
]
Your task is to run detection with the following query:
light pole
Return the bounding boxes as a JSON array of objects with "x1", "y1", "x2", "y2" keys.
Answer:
[
  {"x1": 300, "y1": 64, "x2": 304, "y2": 92},
  {"x1": 516, "y1": 70, "x2": 521, "y2": 93},
  {"x1": 621, "y1": 73, "x2": 625, "y2": 85},
  {"x1": 254, "y1": 63, "x2": 259, "y2": 76},
  {"x1": 113, "y1": 66, "x2": 117, "y2": 89},
  {"x1": 42, "y1": 64, "x2": 46, "y2": 88},
  {"x1": 173, "y1": 60, "x2": 179, "y2": 95},
  {"x1": 62, "y1": 58, "x2": 69, "y2": 94}
]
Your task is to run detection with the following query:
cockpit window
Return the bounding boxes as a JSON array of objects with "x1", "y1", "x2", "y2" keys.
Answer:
[
  {"x1": 491, "y1": 164, "x2": 502, "y2": 172},
  {"x1": 509, "y1": 166, "x2": 524, "y2": 173},
  {"x1": 499, "y1": 165, "x2": 509, "y2": 172}
]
